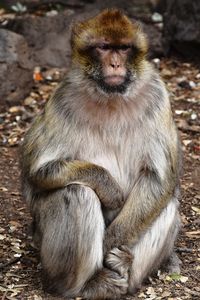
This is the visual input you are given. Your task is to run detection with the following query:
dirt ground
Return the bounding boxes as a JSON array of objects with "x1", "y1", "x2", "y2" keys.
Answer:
[{"x1": 0, "y1": 41, "x2": 200, "y2": 300}]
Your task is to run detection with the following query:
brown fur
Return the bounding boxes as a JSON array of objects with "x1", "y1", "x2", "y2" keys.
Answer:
[
  {"x1": 71, "y1": 9, "x2": 148, "y2": 70},
  {"x1": 21, "y1": 9, "x2": 181, "y2": 299}
]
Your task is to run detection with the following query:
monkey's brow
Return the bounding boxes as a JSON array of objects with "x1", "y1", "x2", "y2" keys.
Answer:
[{"x1": 91, "y1": 44, "x2": 134, "y2": 51}]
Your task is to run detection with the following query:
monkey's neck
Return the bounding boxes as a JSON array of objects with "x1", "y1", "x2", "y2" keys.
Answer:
[{"x1": 64, "y1": 67, "x2": 154, "y2": 127}]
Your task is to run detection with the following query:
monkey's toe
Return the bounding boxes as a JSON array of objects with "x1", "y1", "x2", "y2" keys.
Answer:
[{"x1": 109, "y1": 271, "x2": 129, "y2": 295}]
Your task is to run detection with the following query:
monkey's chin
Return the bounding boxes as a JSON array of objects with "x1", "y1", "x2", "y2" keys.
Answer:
[
  {"x1": 90, "y1": 73, "x2": 132, "y2": 94},
  {"x1": 99, "y1": 79, "x2": 129, "y2": 94}
]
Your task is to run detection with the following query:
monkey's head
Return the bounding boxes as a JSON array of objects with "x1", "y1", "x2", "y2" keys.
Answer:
[{"x1": 71, "y1": 9, "x2": 148, "y2": 94}]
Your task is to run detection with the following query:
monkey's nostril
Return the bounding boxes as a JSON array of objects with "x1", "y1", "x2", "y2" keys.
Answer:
[{"x1": 111, "y1": 63, "x2": 120, "y2": 69}]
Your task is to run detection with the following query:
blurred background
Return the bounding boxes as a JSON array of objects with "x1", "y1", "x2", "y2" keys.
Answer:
[{"x1": 0, "y1": 1, "x2": 199, "y2": 299}]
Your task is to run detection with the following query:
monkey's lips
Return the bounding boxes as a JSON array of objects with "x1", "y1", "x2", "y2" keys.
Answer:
[{"x1": 104, "y1": 75, "x2": 125, "y2": 86}]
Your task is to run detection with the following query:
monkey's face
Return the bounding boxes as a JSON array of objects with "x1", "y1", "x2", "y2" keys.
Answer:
[
  {"x1": 85, "y1": 42, "x2": 139, "y2": 94},
  {"x1": 71, "y1": 9, "x2": 148, "y2": 94}
]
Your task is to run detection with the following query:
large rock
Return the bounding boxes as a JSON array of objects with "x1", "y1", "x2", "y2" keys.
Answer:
[
  {"x1": 142, "y1": 23, "x2": 163, "y2": 58},
  {"x1": 4, "y1": 10, "x2": 78, "y2": 68},
  {"x1": 0, "y1": 29, "x2": 33, "y2": 106},
  {"x1": 163, "y1": 0, "x2": 200, "y2": 61}
]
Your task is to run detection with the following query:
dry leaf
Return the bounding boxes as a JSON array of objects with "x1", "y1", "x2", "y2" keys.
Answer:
[
  {"x1": 191, "y1": 206, "x2": 200, "y2": 214},
  {"x1": 0, "y1": 187, "x2": 8, "y2": 191},
  {"x1": 185, "y1": 230, "x2": 200, "y2": 236},
  {"x1": 0, "y1": 234, "x2": 6, "y2": 240}
]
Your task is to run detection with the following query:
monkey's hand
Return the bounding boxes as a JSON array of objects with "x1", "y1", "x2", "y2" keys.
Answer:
[
  {"x1": 105, "y1": 246, "x2": 133, "y2": 280},
  {"x1": 103, "y1": 163, "x2": 178, "y2": 253}
]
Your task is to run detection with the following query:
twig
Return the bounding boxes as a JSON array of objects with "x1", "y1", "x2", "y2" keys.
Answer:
[
  {"x1": 191, "y1": 273, "x2": 200, "y2": 282},
  {"x1": 175, "y1": 247, "x2": 194, "y2": 253},
  {"x1": 178, "y1": 126, "x2": 200, "y2": 134},
  {"x1": 2, "y1": 291, "x2": 7, "y2": 300},
  {"x1": 0, "y1": 256, "x2": 22, "y2": 270}
]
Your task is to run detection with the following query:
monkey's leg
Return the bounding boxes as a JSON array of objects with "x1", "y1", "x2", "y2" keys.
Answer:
[
  {"x1": 38, "y1": 184, "x2": 104, "y2": 297},
  {"x1": 36, "y1": 185, "x2": 129, "y2": 299},
  {"x1": 128, "y1": 198, "x2": 181, "y2": 294}
]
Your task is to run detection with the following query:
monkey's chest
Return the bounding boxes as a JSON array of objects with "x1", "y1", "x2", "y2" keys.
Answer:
[{"x1": 80, "y1": 145, "x2": 133, "y2": 196}]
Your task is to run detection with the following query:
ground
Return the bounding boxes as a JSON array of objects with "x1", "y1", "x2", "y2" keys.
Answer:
[{"x1": 0, "y1": 59, "x2": 200, "y2": 299}]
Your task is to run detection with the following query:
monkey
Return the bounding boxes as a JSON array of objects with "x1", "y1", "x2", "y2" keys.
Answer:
[{"x1": 21, "y1": 8, "x2": 181, "y2": 299}]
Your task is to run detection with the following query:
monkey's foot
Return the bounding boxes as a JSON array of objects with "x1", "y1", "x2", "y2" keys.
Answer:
[
  {"x1": 105, "y1": 245, "x2": 133, "y2": 278},
  {"x1": 80, "y1": 247, "x2": 132, "y2": 298},
  {"x1": 165, "y1": 252, "x2": 182, "y2": 274},
  {"x1": 81, "y1": 267, "x2": 128, "y2": 299}
]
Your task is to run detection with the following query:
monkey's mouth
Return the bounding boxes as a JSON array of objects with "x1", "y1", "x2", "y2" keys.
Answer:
[
  {"x1": 90, "y1": 70, "x2": 132, "y2": 94},
  {"x1": 104, "y1": 75, "x2": 125, "y2": 86}
]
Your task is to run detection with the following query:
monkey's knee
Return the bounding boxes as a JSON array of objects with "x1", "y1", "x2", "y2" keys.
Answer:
[{"x1": 40, "y1": 185, "x2": 104, "y2": 296}]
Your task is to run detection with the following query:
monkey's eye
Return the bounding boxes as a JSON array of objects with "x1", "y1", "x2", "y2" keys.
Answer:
[
  {"x1": 119, "y1": 45, "x2": 132, "y2": 51},
  {"x1": 96, "y1": 44, "x2": 111, "y2": 51}
]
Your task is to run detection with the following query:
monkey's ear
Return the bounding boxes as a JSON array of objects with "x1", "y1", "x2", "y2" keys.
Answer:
[
  {"x1": 133, "y1": 21, "x2": 149, "y2": 54},
  {"x1": 70, "y1": 21, "x2": 93, "y2": 50},
  {"x1": 70, "y1": 21, "x2": 81, "y2": 47}
]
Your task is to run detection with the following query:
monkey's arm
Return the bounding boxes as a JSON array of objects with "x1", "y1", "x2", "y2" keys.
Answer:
[
  {"x1": 28, "y1": 159, "x2": 124, "y2": 210},
  {"x1": 104, "y1": 129, "x2": 180, "y2": 252},
  {"x1": 22, "y1": 109, "x2": 124, "y2": 210}
]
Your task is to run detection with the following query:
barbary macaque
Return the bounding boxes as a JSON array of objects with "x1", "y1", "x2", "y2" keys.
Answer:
[{"x1": 21, "y1": 8, "x2": 181, "y2": 299}]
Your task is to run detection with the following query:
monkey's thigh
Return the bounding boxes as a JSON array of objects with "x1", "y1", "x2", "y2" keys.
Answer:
[
  {"x1": 39, "y1": 184, "x2": 104, "y2": 296},
  {"x1": 129, "y1": 198, "x2": 180, "y2": 292}
]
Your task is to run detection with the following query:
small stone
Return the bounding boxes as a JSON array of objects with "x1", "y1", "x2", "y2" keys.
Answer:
[
  {"x1": 24, "y1": 97, "x2": 36, "y2": 106},
  {"x1": 196, "y1": 73, "x2": 200, "y2": 79},
  {"x1": 189, "y1": 81, "x2": 196, "y2": 88},
  {"x1": 14, "y1": 253, "x2": 22, "y2": 258},
  {"x1": 152, "y1": 58, "x2": 160, "y2": 68},
  {"x1": 9, "y1": 106, "x2": 22, "y2": 113},
  {"x1": 190, "y1": 112, "x2": 197, "y2": 120},
  {"x1": 152, "y1": 12, "x2": 163, "y2": 23},
  {"x1": 15, "y1": 116, "x2": 21, "y2": 122},
  {"x1": 46, "y1": 10, "x2": 58, "y2": 17}
]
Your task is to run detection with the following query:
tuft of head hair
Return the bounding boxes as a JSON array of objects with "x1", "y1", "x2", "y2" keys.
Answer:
[{"x1": 71, "y1": 9, "x2": 148, "y2": 68}]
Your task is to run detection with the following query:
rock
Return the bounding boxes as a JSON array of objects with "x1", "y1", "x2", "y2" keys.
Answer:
[
  {"x1": 0, "y1": 29, "x2": 33, "y2": 107},
  {"x1": 163, "y1": 0, "x2": 200, "y2": 61},
  {"x1": 142, "y1": 23, "x2": 164, "y2": 58},
  {"x1": 151, "y1": 12, "x2": 163, "y2": 23},
  {"x1": 3, "y1": 10, "x2": 76, "y2": 68}
]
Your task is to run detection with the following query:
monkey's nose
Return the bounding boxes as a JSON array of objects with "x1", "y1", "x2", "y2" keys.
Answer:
[{"x1": 110, "y1": 63, "x2": 120, "y2": 69}]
